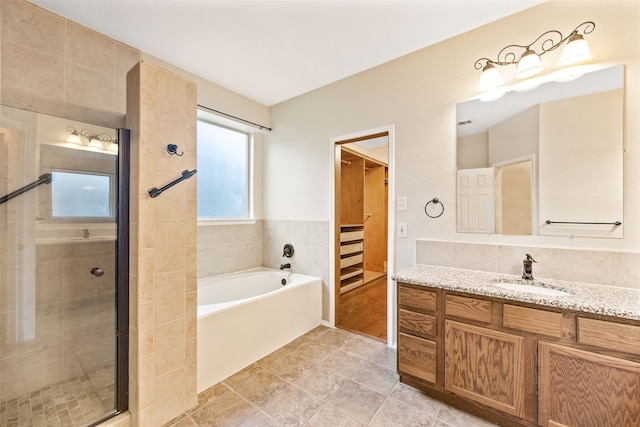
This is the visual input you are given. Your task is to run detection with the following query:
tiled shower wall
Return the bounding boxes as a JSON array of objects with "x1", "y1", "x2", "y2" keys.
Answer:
[
  {"x1": 416, "y1": 239, "x2": 640, "y2": 289},
  {"x1": 0, "y1": 1, "x2": 139, "y2": 129},
  {"x1": 0, "y1": 1, "x2": 140, "y2": 425},
  {"x1": 127, "y1": 62, "x2": 198, "y2": 426},
  {"x1": 197, "y1": 219, "x2": 331, "y2": 320}
]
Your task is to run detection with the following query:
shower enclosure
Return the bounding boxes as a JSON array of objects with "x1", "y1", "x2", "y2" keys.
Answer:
[{"x1": 0, "y1": 106, "x2": 128, "y2": 427}]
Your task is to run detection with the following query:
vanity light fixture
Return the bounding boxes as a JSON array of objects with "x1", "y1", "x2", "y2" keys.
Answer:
[
  {"x1": 475, "y1": 21, "x2": 595, "y2": 100},
  {"x1": 66, "y1": 126, "x2": 117, "y2": 150}
]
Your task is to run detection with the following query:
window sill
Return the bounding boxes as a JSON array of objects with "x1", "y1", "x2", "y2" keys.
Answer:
[{"x1": 198, "y1": 218, "x2": 257, "y2": 226}]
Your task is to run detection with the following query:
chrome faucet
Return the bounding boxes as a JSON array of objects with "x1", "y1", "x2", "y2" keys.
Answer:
[
  {"x1": 522, "y1": 254, "x2": 537, "y2": 280},
  {"x1": 280, "y1": 263, "x2": 291, "y2": 270}
]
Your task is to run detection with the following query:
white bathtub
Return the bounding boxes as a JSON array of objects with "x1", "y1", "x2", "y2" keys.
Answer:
[{"x1": 197, "y1": 268, "x2": 322, "y2": 392}]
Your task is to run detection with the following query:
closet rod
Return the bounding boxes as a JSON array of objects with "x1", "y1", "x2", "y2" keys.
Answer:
[{"x1": 198, "y1": 104, "x2": 272, "y2": 131}]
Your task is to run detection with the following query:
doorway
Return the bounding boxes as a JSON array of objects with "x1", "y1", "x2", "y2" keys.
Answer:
[
  {"x1": 332, "y1": 127, "x2": 394, "y2": 343},
  {"x1": 0, "y1": 106, "x2": 129, "y2": 426}
]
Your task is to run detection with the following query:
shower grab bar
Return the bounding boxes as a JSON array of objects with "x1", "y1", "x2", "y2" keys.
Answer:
[
  {"x1": 0, "y1": 173, "x2": 52, "y2": 205},
  {"x1": 148, "y1": 169, "x2": 197, "y2": 198},
  {"x1": 545, "y1": 220, "x2": 622, "y2": 226}
]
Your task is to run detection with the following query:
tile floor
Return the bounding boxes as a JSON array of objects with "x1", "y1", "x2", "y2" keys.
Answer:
[
  {"x1": 0, "y1": 369, "x2": 114, "y2": 427},
  {"x1": 165, "y1": 326, "x2": 497, "y2": 427}
]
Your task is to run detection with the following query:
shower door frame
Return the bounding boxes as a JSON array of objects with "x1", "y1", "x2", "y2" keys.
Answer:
[{"x1": 114, "y1": 128, "x2": 130, "y2": 417}]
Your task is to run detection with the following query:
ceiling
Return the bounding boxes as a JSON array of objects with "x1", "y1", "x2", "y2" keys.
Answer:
[{"x1": 31, "y1": 0, "x2": 546, "y2": 106}]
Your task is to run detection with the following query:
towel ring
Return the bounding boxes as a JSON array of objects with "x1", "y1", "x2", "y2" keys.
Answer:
[{"x1": 425, "y1": 198, "x2": 444, "y2": 218}]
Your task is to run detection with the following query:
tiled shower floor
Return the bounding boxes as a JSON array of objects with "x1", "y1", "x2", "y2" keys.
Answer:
[
  {"x1": 0, "y1": 368, "x2": 114, "y2": 427},
  {"x1": 165, "y1": 326, "x2": 497, "y2": 427}
]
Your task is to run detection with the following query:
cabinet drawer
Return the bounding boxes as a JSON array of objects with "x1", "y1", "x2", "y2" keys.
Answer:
[
  {"x1": 578, "y1": 317, "x2": 640, "y2": 355},
  {"x1": 399, "y1": 309, "x2": 437, "y2": 338},
  {"x1": 398, "y1": 285, "x2": 436, "y2": 312},
  {"x1": 503, "y1": 305, "x2": 564, "y2": 338},
  {"x1": 340, "y1": 253, "x2": 363, "y2": 268},
  {"x1": 445, "y1": 294, "x2": 492, "y2": 323},
  {"x1": 340, "y1": 242, "x2": 363, "y2": 255},
  {"x1": 340, "y1": 230, "x2": 364, "y2": 242},
  {"x1": 398, "y1": 332, "x2": 437, "y2": 384}
]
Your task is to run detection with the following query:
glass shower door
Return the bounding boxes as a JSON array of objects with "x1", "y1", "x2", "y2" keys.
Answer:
[{"x1": 0, "y1": 106, "x2": 127, "y2": 427}]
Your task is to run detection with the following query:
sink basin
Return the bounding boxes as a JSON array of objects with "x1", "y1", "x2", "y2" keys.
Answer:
[{"x1": 491, "y1": 280, "x2": 572, "y2": 296}]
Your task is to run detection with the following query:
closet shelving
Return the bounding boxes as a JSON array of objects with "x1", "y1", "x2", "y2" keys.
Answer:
[
  {"x1": 339, "y1": 224, "x2": 365, "y2": 294},
  {"x1": 338, "y1": 146, "x2": 388, "y2": 295}
]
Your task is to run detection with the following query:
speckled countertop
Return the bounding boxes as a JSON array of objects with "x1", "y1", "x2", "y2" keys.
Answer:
[{"x1": 393, "y1": 264, "x2": 640, "y2": 321}]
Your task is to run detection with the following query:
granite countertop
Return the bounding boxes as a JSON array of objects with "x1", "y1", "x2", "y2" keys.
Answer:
[{"x1": 393, "y1": 264, "x2": 640, "y2": 321}]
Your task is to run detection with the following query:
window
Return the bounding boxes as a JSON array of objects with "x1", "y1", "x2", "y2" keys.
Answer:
[
  {"x1": 51, "y1": 170, "x2": 113, "y2": 218},
  {"x1": 197, "y1": 120, "x2": 250, "y2": 219}
]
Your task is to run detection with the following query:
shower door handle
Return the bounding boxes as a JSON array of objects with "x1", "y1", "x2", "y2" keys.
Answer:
[{"x1": 90, "y1": 267, "x2": 104, "y2": 277}]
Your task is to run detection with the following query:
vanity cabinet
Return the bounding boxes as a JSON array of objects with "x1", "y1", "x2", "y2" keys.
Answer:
[
  {"x1": 445, "y1": 320, "x2": 525, "y2": 417},
  {"x1": 397, "y1": 282, "x2": 640, "y2": 427},
  {"x1": 538, "y1": 341, "x2": 640, "y2": 427}
]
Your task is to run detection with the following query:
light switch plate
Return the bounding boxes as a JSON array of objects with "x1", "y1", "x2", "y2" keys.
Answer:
[
  {"x1": 397, "y1": 223, "x2": 407, "y2": 238},
  {"x1": 397, "y1": 197, "x2": 407, "y2": 211}
]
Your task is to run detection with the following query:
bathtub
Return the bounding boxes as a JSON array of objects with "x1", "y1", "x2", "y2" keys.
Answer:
[{"x1": 197, "y1": 268, "x2": 322, "y2": 392}]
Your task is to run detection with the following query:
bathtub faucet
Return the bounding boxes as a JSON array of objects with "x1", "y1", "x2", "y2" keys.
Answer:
[
  {"x1": 280, "y1": 263, "x2": 291, "y2": 270},
  {"x1": 283, "y1": 243, "x2": 294, "y2": 258}
]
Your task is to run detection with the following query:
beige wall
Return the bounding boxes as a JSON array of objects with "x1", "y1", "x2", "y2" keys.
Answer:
[
  {"x1": 0, "y1": 1, "x2": 139, "y2": 128},
  {"x1": 488, "y1": 105, "x2": 540, "y2": 166},
  {"x1": 127, "y1": 62, "x2": 198, "y2": 426},
  {"x1": 266, "y1": 0, "x2": 640, "y2": 272},
  {"x1": 539, "y1": 89, "x2": 623, "y2": 237},
  {"x1": 457, "y1": 132, "x2": 488, "y2": 169}
]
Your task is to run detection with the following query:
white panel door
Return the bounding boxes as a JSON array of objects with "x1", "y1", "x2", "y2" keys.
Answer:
[{"x1": 456, "y1": 168, "x2": 495, "y2": 234}]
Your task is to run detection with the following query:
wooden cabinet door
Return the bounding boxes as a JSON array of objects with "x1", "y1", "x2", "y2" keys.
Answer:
[
  {"x1": 539, "y1": 342, "x2": 640, "y2": 427},
  {"x1": 398, "y1": 332, "x2": 437, "y2": 384},
  {"x1": 444, "y1": 320, "x2": 525, "y2": 417}
]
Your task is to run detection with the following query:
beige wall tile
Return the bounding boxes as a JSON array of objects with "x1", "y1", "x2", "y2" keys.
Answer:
[
  {"x1": 154, "y1": 271, "x2": 185, "y2": 325},
  {"x1": 154, "y1": 181, "x2": 186, "y2": 222},
  {"x1": 155, "y1": 367, "x2": 186, "y2": 426},
  {"x1": 116, "y1": 42, "x2": 140, "y2": 78},
  {"x1": 128, "y1": 326, "x2": 139, "y2": 382},
  {"x1": 138, "y1": 353, "x2": 155, "y2": 409},
  {"x1": 156, "y1": 71, "x2": 187, "y2": 125},
  {"x1": 62, "y1": 257, "x2": 102, "y2": 301},
  {"x1": 156, "y1": 221, "x2": 187, "y2": 249},
  {"x1": 2, "y1": 1, "x2": 65, "y2": 56},
  {"x1": 138, "y1": 300, "x2": 154, "y2": 356},
  {"x1": 64, "y1": 62, "x2": 120, "y2": 127},
  {"x1": 186, "y1": 245, "x2": 197, "y2": 290},
  {"x1": 35, "y1": 260, "x2": 63, "y2": 306},
  {"x1": 66, "y1": 21, "x2": 115, "y2": 75},
  {"x1": 138, "y1": 405, "x2": 155, "y2": 427},
  {"x1": 137, "y1": 248, "x2": 155, "y2": 303},
  {"x1": 154, "y1": 319, "x2": 185, "y2": 376},
  {"x1": 185, "y1": 337, "x2": 198, "y2": 409},
  {"x1": 615, "y1": 252, "x2": 640, "y2": 288},
  {"x1": 185, "y1": 291, "x2": 196, "y2": 339},
  {"x1": 1, "y1": 40, "x2": 65, "y2": 116},
  {"x1": 154, "y1": 245, "x2": 186, "y2": 275},
  {"x1": 129, "y1": 60, "x2": 198, "y2": 425}
]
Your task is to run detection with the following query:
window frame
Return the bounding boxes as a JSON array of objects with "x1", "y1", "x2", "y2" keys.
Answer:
[
  {"x1": 196, "y1": 113, "x2": 255, "y2": 224},
  {"x1": 49, "y1": 169, "x2": 116, "y2": 221}
]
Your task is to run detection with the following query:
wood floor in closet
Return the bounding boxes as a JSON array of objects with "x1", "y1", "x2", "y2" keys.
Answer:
[{"x1": 338, "y1": 272, "x2": 387, "y2": 341}]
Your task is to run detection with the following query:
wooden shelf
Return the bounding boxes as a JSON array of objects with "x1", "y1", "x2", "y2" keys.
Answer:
[
  {"x1": 340, "y1": 266, "x2": 364, "y2": 281},
  {"x1": 339, "y1": 224, "x2": 365, "y2": 293},
  {"x1": 340, "y1": 277, "x2": 364, "y2": 294}
]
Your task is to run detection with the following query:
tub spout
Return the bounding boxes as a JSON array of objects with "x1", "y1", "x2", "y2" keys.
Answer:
[{"x1": 280, "y1": 263, "x2": 291, "y2": 270}]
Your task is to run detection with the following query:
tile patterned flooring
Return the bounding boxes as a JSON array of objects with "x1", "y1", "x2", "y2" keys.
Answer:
[
  {"x1": 166, "y1": 326, "x2": 497, "y2": 427},
  {"x1": 0, "y1": 369, "x2": 114, "y2": 427}
]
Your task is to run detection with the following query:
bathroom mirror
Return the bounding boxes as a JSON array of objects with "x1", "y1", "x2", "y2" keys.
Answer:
[{"x1": 456, "y1": 65, "x2": 624, "y2": 238}]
